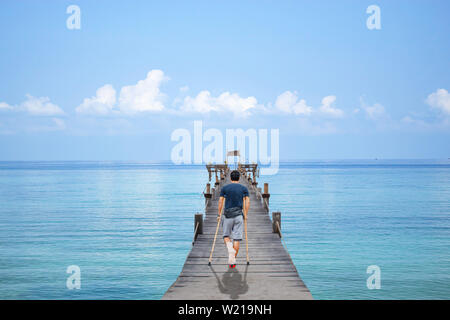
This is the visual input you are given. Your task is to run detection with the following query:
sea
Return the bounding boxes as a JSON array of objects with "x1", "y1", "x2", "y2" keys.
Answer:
[{"x1": 0, "y1": 160, "x2": 449, "y2": 299}]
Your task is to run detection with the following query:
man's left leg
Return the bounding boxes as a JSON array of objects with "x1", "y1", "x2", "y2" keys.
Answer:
[{"x1": 233, "y1": 241, "x2": 240, "y2": 257}]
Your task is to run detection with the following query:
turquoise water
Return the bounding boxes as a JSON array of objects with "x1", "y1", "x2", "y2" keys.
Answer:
[{"x1": 0, "y1": 161, "x2": 449, "y2": 299}]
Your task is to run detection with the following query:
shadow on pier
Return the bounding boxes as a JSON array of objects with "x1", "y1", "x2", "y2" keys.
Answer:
[{"x1": 210, "y1": 265, "x2": 249, "y2": 300}]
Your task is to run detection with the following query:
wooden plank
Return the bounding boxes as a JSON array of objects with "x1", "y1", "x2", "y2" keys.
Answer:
[{"x1": 181, "y1": 264, "x2": 298, "y2": 273}]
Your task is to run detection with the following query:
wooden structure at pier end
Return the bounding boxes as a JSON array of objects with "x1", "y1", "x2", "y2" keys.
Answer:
[{"x1": 163, "y1": 162, "x2": 312, "y2": 300}]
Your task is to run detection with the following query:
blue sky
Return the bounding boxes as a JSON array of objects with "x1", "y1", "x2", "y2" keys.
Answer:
[{"x1": 0, "y1": 0, "x2": 449, "y2": 160}]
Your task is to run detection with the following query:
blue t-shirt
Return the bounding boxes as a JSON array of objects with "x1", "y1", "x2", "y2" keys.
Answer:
[{"x1": 220, "y1": 183, "x2": 249, "y2": 210}]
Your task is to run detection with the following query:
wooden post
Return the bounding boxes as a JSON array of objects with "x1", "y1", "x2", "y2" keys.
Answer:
[
  {"x1": 252, "y1": 171, "x2": 258, "y2": 187},
  {"x1": 272, "y1": 212, "x2": 281, "y2": 234},
  {"x1": 262, "y1": 183, "x2": 270, "y2": 208},
  {"x1": 204, "y1": 183, "x2": 212, "y2": 205},
  {"x1": 215, "y1": 172, "x2": 219, "y2": 187},
  {"x1": 194, "y1": 213, "x2": 203, "y2": 242}
]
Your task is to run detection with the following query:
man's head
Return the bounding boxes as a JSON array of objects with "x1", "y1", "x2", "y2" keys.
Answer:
[{"x1": 230, "y1": 170, "x2": 240, "y2": 182}]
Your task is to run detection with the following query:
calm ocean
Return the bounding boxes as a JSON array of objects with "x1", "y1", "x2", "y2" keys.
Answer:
[{"x1": 0, "y1": 160, "x2": 449, "y2": 300}]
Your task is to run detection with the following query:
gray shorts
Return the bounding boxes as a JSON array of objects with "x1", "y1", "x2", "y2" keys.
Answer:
[{"x1": 222, "y1": 214, "x2": 244, "y2": 241}]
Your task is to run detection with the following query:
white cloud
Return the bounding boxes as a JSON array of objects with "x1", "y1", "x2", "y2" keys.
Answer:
[
  {"x1": 76, "y1": 84, "x2": 116, "y2": 115},
  {"x1": 182, "y1": 91, "x2": 213, "y2": 113},
  {"x1": 400, "y1": 115, "x2": 437, "y2": 130},
  {"x1": 401, "y1": 114, "x2": 450, "y2": 130},
  {"x1": 181, "y1": 90, "x2": 258, "y2": 117},
  {"x1": 359, "y1": 98, "x2": 386, "y2": 120},
  {"x1": 426, "y1": 88, "x2": 450, "y2": 115},
  {"x1": 275, "y1": 91, "x2": 313, "y2": 116},
  {"x1": 52, "y1": 118, "x2": 66, "y2": 130},
  {"x1": 118, "y1": 69, "x2": 167, "y2": 114},
  {"x1": 21, "y1": 94, "x2": 64, "y2": 116},
  {"x1": 76, "y1": 70, "x2": 168, "y2": 116},
  {"x1": 364, "y1": 103, "x2": 385, "y2": 119},
  {"x1": 0, "y1": 102, "x2": 12, "y2": 110},
  {"x1": 0, "y1": 95, "x2": 63, "y2": 116},
  {"x1": 401, "y1": 116, "x2": 422, "y2": 125},
  {"x1": 179, "y1": 86, "x2": 189, "y2": 93},
  {"x1": 318, "y1": 95, "x2": 344, "y2": 118}
]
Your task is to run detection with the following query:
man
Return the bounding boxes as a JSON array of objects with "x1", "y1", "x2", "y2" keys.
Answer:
[{"x1": 217, "y1": 170, "x2": 250, "y2": 268}]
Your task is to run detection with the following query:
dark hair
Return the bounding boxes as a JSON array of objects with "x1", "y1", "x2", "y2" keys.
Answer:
[{"x1": 230, "y1": 170, "x2": 240, "y2": 181}]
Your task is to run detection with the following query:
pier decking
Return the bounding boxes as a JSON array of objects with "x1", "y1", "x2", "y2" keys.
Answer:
[{"x1": 163, "y1": 165, "x2": 312, "y2": 300}]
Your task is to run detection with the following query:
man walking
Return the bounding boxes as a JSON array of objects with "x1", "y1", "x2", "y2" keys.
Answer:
[{"x1": 217, "y1": 170, "x2": 250, "y2": 268}]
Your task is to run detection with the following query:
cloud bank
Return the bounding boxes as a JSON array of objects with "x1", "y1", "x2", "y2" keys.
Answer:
[
  {"x1": 2, "y1": 69, "x2": 448, "y2": 135},
  {"x1": 72, "y1": 69, "x2": 346, "y2": 119}
]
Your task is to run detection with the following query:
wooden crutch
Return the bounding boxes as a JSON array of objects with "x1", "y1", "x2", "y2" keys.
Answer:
[
  {"x1": 208, "y1": 215, "x2": 221, "y2": 266},
  {"x1": 245, "y1": 215, "x2": 249, "y2": 265},
  {"x1": 208, "y1": 200, "x2": 224, "y2": 265}
]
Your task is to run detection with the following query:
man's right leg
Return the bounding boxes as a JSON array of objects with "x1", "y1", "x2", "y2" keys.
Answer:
[
  {"x1": 224, "y1": 237, "x2": 236, "y2": 266},
  {"x1": 231, "y1": 215, "x2": 244, "y2": 258}
]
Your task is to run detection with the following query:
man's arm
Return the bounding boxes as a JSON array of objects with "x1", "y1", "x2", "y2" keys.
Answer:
[
  {"x1": 243, "y1": 196, "x2": 250, "y2": 219},
  {"x1": 217, "y1": 196, "x2": 225, "y2": 221}
]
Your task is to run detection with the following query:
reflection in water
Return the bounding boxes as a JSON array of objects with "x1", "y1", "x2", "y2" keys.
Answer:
[{"x1": 210, "y1": 265, "x2": 249, "y2": 299}]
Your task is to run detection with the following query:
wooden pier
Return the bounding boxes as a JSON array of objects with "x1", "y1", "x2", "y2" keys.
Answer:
[{"x1": 163, "y1": 164, "x2": 312, "y2": 300}]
